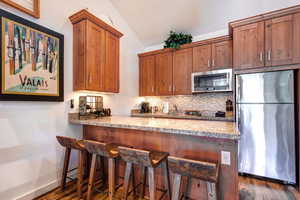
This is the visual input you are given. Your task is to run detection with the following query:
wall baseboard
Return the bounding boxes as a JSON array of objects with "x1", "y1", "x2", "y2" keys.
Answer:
[{"x1": 15, "y1": 180, "x2": 59, "y2": 200}]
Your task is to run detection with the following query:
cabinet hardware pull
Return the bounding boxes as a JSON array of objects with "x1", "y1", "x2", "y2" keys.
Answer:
[
  {"x1": 208, "y1": 60, "x2": 210, "y2": 67},
  {"x1": 173, "y1": 85, "x2": 176, "y2": 92},
  {"x1": 152, "y1": 86, "x2": 154, "y2": 93},
  {"x1": 259, "y1": 52, "x2": 263, "y2": 62},
  {"x1": 169, "y1": 85, "x2": 172, "y2": 92},
  {"x1": 212, "y1": 59, "x2": 215, "y2": 67},
  {"x1": 268, "y1": 50, "x2": 271, "y2": 61}
]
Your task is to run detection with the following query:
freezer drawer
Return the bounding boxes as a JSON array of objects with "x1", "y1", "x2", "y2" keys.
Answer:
[
  {"x1": 236, "y1": 70, "x2": 294, "y2": 104},
  {"x1": 237, "y1": 103, "x2": 296, "y2": 183}
]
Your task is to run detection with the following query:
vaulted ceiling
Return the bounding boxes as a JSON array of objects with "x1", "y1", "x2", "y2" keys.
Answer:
[{"x1": 111, "y1": 0, "x2": 299, "y2": 47}]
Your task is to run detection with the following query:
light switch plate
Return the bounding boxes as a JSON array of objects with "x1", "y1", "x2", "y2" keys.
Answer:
[{"x1": 221, "y1": 151, "x2": 231, "y2": 165}]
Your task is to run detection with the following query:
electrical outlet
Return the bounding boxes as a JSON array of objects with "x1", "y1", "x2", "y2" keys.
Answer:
[{"x1": 221, "y1": 151, "x2": 231, "y2": 166}]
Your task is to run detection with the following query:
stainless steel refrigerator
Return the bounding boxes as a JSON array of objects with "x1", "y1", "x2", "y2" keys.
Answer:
[{"x1": 236, "y1": 70, "x2": 296, "y2": 184}]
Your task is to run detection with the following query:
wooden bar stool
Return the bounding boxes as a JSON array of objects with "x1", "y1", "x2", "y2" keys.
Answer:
[
  {"x1": 56, "y1": 136, "x2": 88, "y2": 199},
  {"x1": 118, "y1": 146, "x2": 171, "y2": 200},
  {"x1": 168, "y1": 156, "x2": 219, "y2": 200},
  {"x1": 84, "y1": 140, "x2": 121, "y2": 200}
]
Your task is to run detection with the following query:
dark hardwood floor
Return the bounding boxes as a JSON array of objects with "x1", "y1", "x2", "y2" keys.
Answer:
[{"x1": 35, "y1": 176, "x2": 300, "y2": 200}]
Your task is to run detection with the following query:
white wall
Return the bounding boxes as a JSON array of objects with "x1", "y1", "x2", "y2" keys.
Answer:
[{"x1": 0, "y1": 0, "x2": 143, "y2": 199}]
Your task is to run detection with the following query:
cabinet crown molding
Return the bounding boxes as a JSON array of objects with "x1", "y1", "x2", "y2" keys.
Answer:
[
  {"x1": 138, "y1": 35, "x2": 231, "y2": 57},
  {"x1": 229, "y1": 4, "x2": 300, "y2": 34},
  {"x1": 69, "y1": 9, "x2": 123, "y2": 38}
]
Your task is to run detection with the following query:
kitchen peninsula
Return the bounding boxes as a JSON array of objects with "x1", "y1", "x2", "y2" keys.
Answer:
[{"x1": 69, "y1": 114, "x2": 240, "y2": 200}]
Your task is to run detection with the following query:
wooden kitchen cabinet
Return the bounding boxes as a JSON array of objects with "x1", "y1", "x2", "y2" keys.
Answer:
[
  {"x1": 193, "y1": 44, "x2": 211, "y2": 72},
  {"x1": 139, "y1": 55, "x2": 156, "y2": 96},
  {"x1": 211, "y1": 40, "x2": 233, "y2": 70},
  {"x1": 193, "y1": 40, "x2": 232, "y2": 72},
  {"x1": 265, "y1": 15, "x2": 294, "y2": 66},
  {"x1": 104, "y1": 31, "x2": 120, "y2": 93},
  {"x1": 173, "y1": 48, "x2": 192, "y2": 95},
  {"x1": 85, "y1": 21, "x2": 105, "y2": 91},
  {"x1": 69, "y1": 10, "x2": 123, "y2": 93},
  {"x1": 231, "y1": 7, "x2": 300, "y2": 70},
  {"x1": 233, "y1": 22, "x2": 265, "y2": 70},
  {"x1": 155, "y1": 52, "x2": 173, "y2": 96}
]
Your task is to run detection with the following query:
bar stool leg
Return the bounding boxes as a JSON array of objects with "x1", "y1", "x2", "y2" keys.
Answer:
[
  {"x1": 87, "y1": 154, "x2": 98, "y2": 200},
  {"x1": 140, "y1": 166, "x2": 147, "y2": 199},
  {"x1": 60, "y1": 147, "x2": 71, "y2": 190},
  {"x1": 207, "y1": 182, "x2": 217, "y2": 200},
  {"x1": 77, "y1": 150, "x2": 85, "y2": 199},
  {"x1": 131, "y1": 165, "x2": 136, "y2": 197},
  {"x1": 148, "y1": 167, "x2": 156, "y2": 200},
  {"x1": 99, "y1": 156, "x2": 107, "y2": 184},
  {"x1": 162, "y1": 160, "x2": 171, "y2": 200},
  {"x1": 172, "y1": 173, "x2": 182, "y2": 200},
  {"x1": 123, "y1": 162, "x2": 133, "y2": 200},
  {"x1": 108, "y1": 158, "x2": 116, "y2": 200}
]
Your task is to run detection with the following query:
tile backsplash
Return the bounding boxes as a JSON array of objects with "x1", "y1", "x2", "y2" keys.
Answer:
[{"x1": 142, "y1": 93, "x2": 233, "y2": 112}]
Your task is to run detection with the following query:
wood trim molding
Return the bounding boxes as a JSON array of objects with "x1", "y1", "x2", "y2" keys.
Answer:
[
  {"x1": 0, "y1": 0, "x2": 40, "y2": 18},
  {"x1": 234, "y1": 64, "x2": 300, "y2": 75},
  {"x1": 138, "y1": 35, "x2": 232, "y2": 57},
  {"x1": 69, "y1": 9, "x2": 123, "y2": 38},
  {"x1": 229, "y1": 4, "x2": 300, "y2": 35}
]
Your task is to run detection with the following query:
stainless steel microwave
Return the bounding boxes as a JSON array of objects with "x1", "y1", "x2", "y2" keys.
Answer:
[{"x1": 191, "y1": 69, "x2": 233, "y2": 93}]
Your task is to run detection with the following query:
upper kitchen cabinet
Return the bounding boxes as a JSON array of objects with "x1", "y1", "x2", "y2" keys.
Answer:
[
  {"x1": 193, "y1": 36, "x2": 233, "y2": 72},
  {"x1": 211, "y1": 40, "x2": 233, "y2": 70},
  {"x1": 69, "y1": 9, "x2": 123, "y2": 93},
  {"x1": 139, "y1": 55, "x2": 156, "y2": 96},
  {"x1": 173, "y1": 48, "x2": 192, "y2": 95},
  {"x1": 155, "y1": 52, "x2": 173, "y2": 96},
  {"x1": 265, "y1": 15, "x2": 294, "y2": 66},
  {"x1": 232, "y1": 22, "x2": 265, "y2": 70},
  {"x1": 193, "y1": 44, "x2": 211, "y2": 72},
  {"x1": 230, "y1": 6, "x2": 300, "y2": 70}
]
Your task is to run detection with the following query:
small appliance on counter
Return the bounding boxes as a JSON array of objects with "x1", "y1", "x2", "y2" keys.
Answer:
[
  {"x1": 162, "y1": 102, "x2": 169, "y2": 114},
  {"x1": 140, "y1": 102, "x2": 151, "y2": 113},
  {"x1": 215, "y1": 111, "x2": 226, "y2": 118},
  {"x1": 226, "y1": 99, "x2": 233, "y2": 111},
  {"x1": 79, "y1": 96, "x2": 111, "y2": 119}
]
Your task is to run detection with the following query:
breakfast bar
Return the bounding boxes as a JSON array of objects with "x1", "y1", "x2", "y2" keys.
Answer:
[{"x1": 69, "y1": 114, "x2": 240, "y2": 200}]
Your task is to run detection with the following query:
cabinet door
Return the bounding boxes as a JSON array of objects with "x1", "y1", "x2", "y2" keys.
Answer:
[
  {"x1": 294, "y1": 13, "x2": 300, "y2": 64},
  {"x1": 104, "y1": 31, "x2": 120, "y2": 93},
  {"x1": 233, "y1": 22, "x2": 265, "y2": 69},
  {"x1": 193, "y1": 45, "x2": 211, "y2": 72},
  {"x1": 73, "y1": 20, "x2": 86, "y2": 90},
  {"x1": 211, "y1": 40, "x2": 233, "y2": 69},
  {"x1": 265, "y1": 15, "x2": 294, "y2": 66},
  {"x1": 86, "y1": 21, "x2": 105, "y2": 91},
  {"x1": 155, "y1": 52, "x2": 173, "y2": 96},
  {"x1": 173, "y1": 48, "x2": 192, "y2": 95},
  {"x1": 139, "y1": 56, "x2": 156, "y2": 96}
]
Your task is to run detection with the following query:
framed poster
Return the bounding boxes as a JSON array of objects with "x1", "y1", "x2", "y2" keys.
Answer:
[
  {"x1": 0, "y1": 0, "x2": 40, "y2": 18},
  {"x1": 0, "y1": 9, "x2": 64, "y2": 101}
]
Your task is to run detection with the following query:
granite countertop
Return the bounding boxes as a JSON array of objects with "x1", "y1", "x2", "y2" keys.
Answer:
[
  {"x1": 131, "y1": 112, "x2": 234, "y2": 122},
  {"x1": 69, "y1": 114, "x2": 239, "y2": 140}
]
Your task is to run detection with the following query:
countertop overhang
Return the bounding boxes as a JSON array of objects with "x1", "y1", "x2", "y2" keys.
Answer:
[{"x1": 69, "y1": 114, "x2": 240, "y2": 140}]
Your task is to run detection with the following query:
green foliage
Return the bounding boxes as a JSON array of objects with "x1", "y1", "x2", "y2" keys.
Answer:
[{"x1": 164, "y1": 31, "x2": 193, "y2": 49}]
